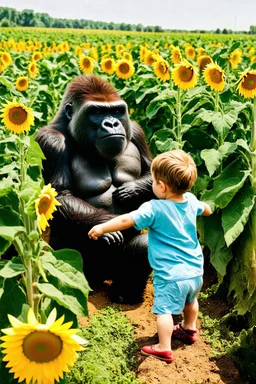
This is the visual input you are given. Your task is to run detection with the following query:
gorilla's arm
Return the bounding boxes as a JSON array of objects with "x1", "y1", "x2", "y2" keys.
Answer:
[
  {"x1": 113, "y1": 122, "x2": 155, "y2": 207},
  {"x1": 36, "y1": 126, "x2": 122, "y2": 241}
]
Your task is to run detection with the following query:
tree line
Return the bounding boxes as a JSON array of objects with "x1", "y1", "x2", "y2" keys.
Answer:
[
  {"x1": 0, "y1": 7, "x2": 164, "y2": 32},
  {"x1": 0, "y1": 6, "x2": 254, "y2": 34}
]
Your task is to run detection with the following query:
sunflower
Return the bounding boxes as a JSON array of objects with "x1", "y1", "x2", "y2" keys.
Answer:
[
  {"x1": 79, "y1": 55, "x2": 94, "y2": 73},
  {"x1": 35, "y1": 184, "x2": 61, "y2": 234},
  {"x1": 171, "y1": 46, "x2": 182, "y2": 64},
  {"x1": 32, "y1": 51, "x2": 43, "y2": 61},
  {"x1": 197, "y1": 47, "x2": 205, "y2": 58},
  {"x1": 172, "y1": 59, "x2": 198, "y2": 90},
  {"x1": 100, "y1": 58, "x2": 115, "y2": 75},
  {"x1": 116, "y1": 43, "x2": 125, "y2": 58},
  {"x1": 185, "y1": 46, "x2": 196, "y2": 60},
  {"x1": 203, "y1": 62, "x2": 225, "y2": 92},
  {"x1": 197, "y1": 55, "x2": 213, "y2": 71},
  {"x1": 237, "y1": 69, "x2": 256, "y2": 98},
  {"x1": 144, "y1": 51, "x2": 159, "y2": 66},
  {"x1": 0, "y1": 307, "x2": 87, "y2": 384},
  {"x1": 90, "y1": 47, "x2": 98, "y2": 61},
  {"x1": 0, "y1": 101, "x2": 34, "y2": 134},
  {"x1": 229, "y1": 48, "x2": 242, "y2": 69},
  {"x1": 251, "y1": 56, "x2": 256, "y2": 64},
  {"x1": 1, "y1": 51, "x2": 12, "y2": 68},
  {"x1": 115, "y1": 59, "x2": 135, "y2": 80},
  {"x1": 140, "y1": 46, "x2": 148, "y2": 62},
  {"x1": 154, "y1": 59, "x2": 170, "y2": 81},
  {"x1": 122, "y1": 51, "x2": 133, "y2": 62},
  {"x1": 28, "y1": 61, "x2": 39, "y2": 78},
  {"x1": 15, "y1": 76, "x2": 29, "y2": 92}
]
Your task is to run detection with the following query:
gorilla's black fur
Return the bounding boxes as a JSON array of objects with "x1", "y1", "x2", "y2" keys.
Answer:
[{"x1": 36, "y1": 74, "x2": 154, "y2": 303}]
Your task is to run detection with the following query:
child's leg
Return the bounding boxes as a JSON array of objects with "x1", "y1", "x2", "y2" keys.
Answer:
[
  {"x1": 183, "y1": 297, "x2": 199, "y2": 330},
  {"x1": 155, "y1": 314, "x2": 173, "y2": 351}
]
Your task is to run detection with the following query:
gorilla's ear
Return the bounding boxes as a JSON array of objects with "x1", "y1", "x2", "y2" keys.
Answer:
[{"x1": 64, "y1": 103, "x2": 73, "y2": 121}]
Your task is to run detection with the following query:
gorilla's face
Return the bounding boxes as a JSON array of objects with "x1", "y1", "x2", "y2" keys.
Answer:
[{"x1": 68, "y1": 101, "x2": 132, "y2": 160}]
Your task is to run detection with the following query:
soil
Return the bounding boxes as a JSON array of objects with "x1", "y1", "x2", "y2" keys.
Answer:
[{"x1": 79, "y1": 274, "x2": 247, "y2": 384}]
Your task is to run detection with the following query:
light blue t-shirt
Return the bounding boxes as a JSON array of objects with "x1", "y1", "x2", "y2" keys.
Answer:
[{"x1": 129, "y1": 192, "x2": 205, "y2": 284}]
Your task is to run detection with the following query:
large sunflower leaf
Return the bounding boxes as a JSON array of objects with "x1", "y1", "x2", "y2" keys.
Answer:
[
  {"x1": 37, "y1": 282, "x2": 88, "y2": 316},
  {"x1": 201, "y1": 158, "x2": 250, "y2": 209},
  {"x1": 222, "y1": 185, "x2": 256, "y2": 247},
  {"x1": 41, "y1": 252, "x2": 91, "y2": 296},
  {"x1": 203, "y1": 212, "x2": 232, "y2": 276},
  {"x1": 201, "y1": 149, "x2": 222, "y2": 177},
  {"x1": 0, "y1": 257, "x2": 26, "y2": 279}
]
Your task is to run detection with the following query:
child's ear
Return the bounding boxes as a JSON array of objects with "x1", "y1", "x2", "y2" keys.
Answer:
[{"x1": 159, "y1": 180, "x2": 166, "y2": 191}]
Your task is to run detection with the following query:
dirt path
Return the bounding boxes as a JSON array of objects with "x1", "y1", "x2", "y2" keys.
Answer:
[{"x1": 80, "y1": 279, "x2": 245, "y2": 384}]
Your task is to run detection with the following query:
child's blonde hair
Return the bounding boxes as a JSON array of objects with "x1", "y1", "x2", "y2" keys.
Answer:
[{"x1": 151, "y1": 150, "x2": 197, "y2": 194}]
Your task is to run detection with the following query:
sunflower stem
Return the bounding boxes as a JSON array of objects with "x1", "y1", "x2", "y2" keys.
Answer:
[
  {"x1": 176, "y1": 87, "x2": 182, "y2": 148},
  {"x1": 215, "y1": 91, "x2": 219, "y2": 112},
  {"x1": 26, "y1": 258, "x2": 34, "y2": 310}
]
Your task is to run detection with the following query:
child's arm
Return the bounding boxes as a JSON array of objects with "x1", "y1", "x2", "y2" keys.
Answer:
[
  {"x1": 201, "y1": 203, "x2": 212, "y2": 216},
  {"x1": 88, "y1": 214, "x2": 135, "y2": 240}
]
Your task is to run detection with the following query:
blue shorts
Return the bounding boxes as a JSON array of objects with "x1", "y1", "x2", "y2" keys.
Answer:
[{"x1": 152, "y1": 276, "x2": 203, "y2": 315}]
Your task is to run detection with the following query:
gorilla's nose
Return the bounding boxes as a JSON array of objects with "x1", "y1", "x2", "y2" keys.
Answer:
[{"x1": 102, "y1": 117, "x2": 122, "y2": 131}]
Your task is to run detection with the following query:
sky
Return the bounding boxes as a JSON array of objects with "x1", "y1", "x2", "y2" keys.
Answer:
[{"x1": 0, "y1": 0, "x2": 256, "y2": 32}]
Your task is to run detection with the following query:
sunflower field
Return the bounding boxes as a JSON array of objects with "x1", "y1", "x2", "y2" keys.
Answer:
[{"x1": 0, "y1": 27, "x2": 256, "y2": 383}]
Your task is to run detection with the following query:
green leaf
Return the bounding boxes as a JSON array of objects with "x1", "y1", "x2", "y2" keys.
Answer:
[
  {"x1": 0, "y1": 278, "x2": 27, "y2": 329},
  {"x1": 52, "y1": 249, "x2": 84, "y2": 271},
  {"x1": 41, "y1": 252, "x2": 90, "y2": 296},
  {"x1": 203, "y1": 212, "x2": 232, "y2": 276},
  {"x1": 0, "y1": 257, "x2": 26, "y2": 278},
  {"x1": 135, "y1": 85, "x2": 159, "y2": 104},
  {"x1": 228, "y1": 41, "x2": 241, "y2": 54},
  {"x1": 222, "y1": 184, "x2": 256, "y2": 247},
  {"x1": 201, "y1": 149, "x2": 222, "y2": 177},
  {"x1": 211, "y1": 110, "x2": 238, "y2": 138},
  {"x1": 37, "y1": 283, "x2": 88, "y2": 316},
  {"x1": 201, "y1": 158, "x2": 250, "y2": 209},
  {"x1": 25, "y1": 138, "x2": 45, "y2": 166},
  {"x1": 0, "y1": 226, "x2": 26, "y2": 242}
]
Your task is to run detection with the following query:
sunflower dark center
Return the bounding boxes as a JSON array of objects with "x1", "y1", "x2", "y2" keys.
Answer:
[
  {"x1": 119, "y1": 63, "x2": 130, "y2": 74},
  {"x1": 178, "y1": 66, "x2": 193, "y2": 82},
  {"x1": 105, "y1": 60, "x2": 112, "y2": 69},
  {"x1": 159, "y1": 62, "x2": 168, "y2": 74},
  {"x1": 9, "y1": 107, "x2": 27, "y2": 125},
  {"x1": 83, "y1": 59, "x2": 91, "y2": 68},
  {"x1": 200, "y1": 57, "x2": 211, "y2": 70},
  {"x1": 242, "y1": 74, "x2": 256, "y2": 90},
  {"x1": 19, "y1": 79, "x2": 27, "y2": 87},
  {"x1": 38, "y1": 195, "x2": 51, "y2": 214},
  {"x1": 30, "y1": 64, "x2": 36, "y2": 73},
  {"x1": 209, "y1": 69, "x2": 222, "y2": 84},
  {"x1": 23, "y1": 331, "x2": 63, "y2": 363}
]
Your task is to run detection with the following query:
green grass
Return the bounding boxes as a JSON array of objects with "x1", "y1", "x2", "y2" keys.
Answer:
[{"x1": 66, "y1": 306, "x2": 143, "y2": 384}]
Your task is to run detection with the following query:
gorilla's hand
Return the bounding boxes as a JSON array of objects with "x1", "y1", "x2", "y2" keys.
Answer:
[
  {"x1": 112, "y1": 181, "x2": 139, "y2": 202},
  {"x1": 100, "y1": 231, "x2": 124, "y2": 245}
]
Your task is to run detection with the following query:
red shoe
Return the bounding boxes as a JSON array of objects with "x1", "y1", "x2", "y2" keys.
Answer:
[
  {"x1": 141, "y1": 345, "x2": 174, "y2": 363},
  {"x1": 172, "y1": 323, "x2": 199, "y2": 344}
]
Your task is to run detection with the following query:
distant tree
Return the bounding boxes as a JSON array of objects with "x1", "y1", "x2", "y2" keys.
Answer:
[
  {"x1": 215, "y1": 28, "x2": 221, "y2": 34},
  {"x1": 154, "y1": 25, "x2": 163, "y2": 32},
  {"x1": 1, "y1": 17, "x2": 10, "y2": 27},
  {"x1": 249, "y1": 25, "x2": 256, "y2": 34},
  {"x1": 136, "y1": 23, "x2": 144, "y2": 32},
  {"x1": 222, "y1": 28, "x2": 228, "y2": 34}
]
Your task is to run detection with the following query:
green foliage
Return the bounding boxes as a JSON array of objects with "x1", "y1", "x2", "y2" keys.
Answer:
[
  {"x1": 230, "y1": 327, "x2": 256, "y2": 383},
  {"x1": 66, "y1": 307, "x2": 142, "y2": 384}
]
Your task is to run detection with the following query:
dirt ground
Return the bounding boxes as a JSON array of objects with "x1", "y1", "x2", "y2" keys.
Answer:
[{"x1": 79, "y1": 277, "x2": 246, "y2": 384}]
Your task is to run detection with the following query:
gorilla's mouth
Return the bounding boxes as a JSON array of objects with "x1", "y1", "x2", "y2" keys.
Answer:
[{"x1": 99, "y1": 134, "x2": 125, "y2": 139}]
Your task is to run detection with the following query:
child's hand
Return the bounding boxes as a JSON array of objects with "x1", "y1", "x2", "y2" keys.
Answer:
[{"x1": 88, "y1": 225, "x2": 104, "y2": 240}]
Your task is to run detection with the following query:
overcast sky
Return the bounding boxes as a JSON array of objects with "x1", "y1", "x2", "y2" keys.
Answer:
[{"x1": 1, "y1": 0, "x2": 255, "y2": 31}]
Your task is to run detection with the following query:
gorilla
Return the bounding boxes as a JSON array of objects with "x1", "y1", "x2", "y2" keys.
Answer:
[{"x1": 36, "y1": 74, "x2": 154, "y2": 304}]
